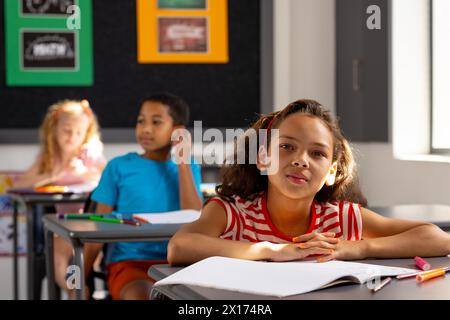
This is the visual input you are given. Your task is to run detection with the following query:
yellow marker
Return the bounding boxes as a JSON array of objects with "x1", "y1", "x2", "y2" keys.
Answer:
[{"x1": 416, "y1": 267, "x2": 450, "y2": 283}]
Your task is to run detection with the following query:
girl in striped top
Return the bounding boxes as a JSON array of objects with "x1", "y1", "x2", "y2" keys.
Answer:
[{"x1": 168, "y1": 100, "x2": 450, "y2": 265}]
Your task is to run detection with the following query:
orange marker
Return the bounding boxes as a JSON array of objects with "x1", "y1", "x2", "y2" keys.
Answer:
[
  {"x1": 416, "y1": 267, "x2": 450, "y2": 282},
  {"x1": 133, "y1": 216, "x2": 149, "y2": 224},
  {"x1": 34, "y1": 185, "x2": 68, "y2": 193}
]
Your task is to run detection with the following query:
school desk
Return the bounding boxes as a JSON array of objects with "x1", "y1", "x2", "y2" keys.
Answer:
[
  {"x1": 42, "y1": 214, "x2": 184, "y2": 300},
  {"x1": 8, "y1": 190, "x2": 88, "y2": 300},
  {"x1": 32, "y1": 203, "x2": 450, "y2": 300},
  {"x1": 149, "y1": 256, "x2": 450, "y2": 300}
]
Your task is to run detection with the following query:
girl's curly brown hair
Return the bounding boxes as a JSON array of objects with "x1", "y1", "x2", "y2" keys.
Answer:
[{"x1": 216, "y1": 99, "x2": 368, "y2": 206}]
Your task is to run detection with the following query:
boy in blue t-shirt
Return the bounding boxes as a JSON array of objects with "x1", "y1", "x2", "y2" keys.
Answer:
[{"x1": 91, "y1": 93, "x2": 202, "y2": 300}]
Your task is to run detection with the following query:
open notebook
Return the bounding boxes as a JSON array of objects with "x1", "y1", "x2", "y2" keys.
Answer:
[
  {"x1": 133, "y1": 209, "x2": 201, "y2": 224},
  {"x1": 154, "y1": 256, "x2": 416, "y2": 297}
]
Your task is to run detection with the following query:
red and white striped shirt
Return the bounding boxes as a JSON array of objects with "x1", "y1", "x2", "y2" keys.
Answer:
[{"x1": 209, "y1": 193, "x2": 362, "y2": 243}]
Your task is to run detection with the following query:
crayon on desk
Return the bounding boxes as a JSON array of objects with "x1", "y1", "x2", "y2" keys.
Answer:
[
  {"x1": 89, "y1": 215, "x2": 141, "y2": 226},
  {"x1": 372, "y1": 277, "x2": 392, "y2": 292},
  {"x1": 397, "y1": 270, "x2": 425, "y2": 279},
  {"x1": 57, "y1": 213, "x2": 97, "y2": 220},
  {"x1": 133, "y1": 216, "x2": 149, "y2": 224},
  {"x1": 414, "y1": 256, "x2": 432, "y2": 271},
  {"x1": 122, "y1": 219, "x2": 141, "y2": 226},
  {"x1": 416, "y1": 267, "x2": 450, "y2": 283},
  {"x1": 89, "y1": 216, "x2": 122, "y2": 224}
]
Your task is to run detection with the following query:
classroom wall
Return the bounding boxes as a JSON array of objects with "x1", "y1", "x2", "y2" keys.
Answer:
[
  {"x1": 274, "y1": 0, "x2": 336, "y2": 113},
  {"x1": 1, "y1": 0, "x2": 450, "y2": 299},
  {"x1": 1, "y1": 0, "x2": 450, "y2": 204}
]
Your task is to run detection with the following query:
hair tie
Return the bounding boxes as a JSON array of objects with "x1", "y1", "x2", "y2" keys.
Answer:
[
  {"x1": 81, "y1": 100, "x2": 93, "y2": 118},
  {"x1": 52, "y1": 100, "x2": 93, "y2": 120}
]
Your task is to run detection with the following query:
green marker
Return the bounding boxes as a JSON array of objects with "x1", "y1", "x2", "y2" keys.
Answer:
[
  {"x1": 89, "y1": 215, "x2": 122, "y2": 224},
  {"x1": 58, "y1": 213, "x2": 96, "y2": 220}
]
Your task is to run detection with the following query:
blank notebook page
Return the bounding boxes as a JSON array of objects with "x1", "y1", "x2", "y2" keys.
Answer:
[
  {"x1": 133, "y1": 210, "x2": 201, "y2": 224},
  {"x1": 154, "y1": 256, "x2": 416, "y2": 297}
]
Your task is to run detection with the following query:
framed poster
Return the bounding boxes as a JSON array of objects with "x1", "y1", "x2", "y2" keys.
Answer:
[
  {"x1": 4, "y1": 0, "x2": 93, "y2": 86},
  {"x1": 137, "y1": 0, "x2": 228, "y2": 63},
  {"x1": 20, "y1": 0, "x2": 75, "y2": 16},
  {"x1": 158, "y1": 17, "x2": 208, "y2": 53},
  {"x1": 157, "y1": 0, "x2": 207, "y2": 10}
]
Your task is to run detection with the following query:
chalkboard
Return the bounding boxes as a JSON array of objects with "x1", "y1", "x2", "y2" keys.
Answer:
[{"x1": 0, "y1": 0, "x2": 273, "y2": 142}]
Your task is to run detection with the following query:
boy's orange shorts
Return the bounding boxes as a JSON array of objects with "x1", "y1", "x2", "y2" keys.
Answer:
[{"x1": 107, "y1": 260, "x2": 167, "y2": 300}]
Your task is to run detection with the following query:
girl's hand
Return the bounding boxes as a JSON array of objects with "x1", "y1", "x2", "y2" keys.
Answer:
[
  {"x1": 266, "y1": 242, "x2": 335, "y2": 262},
  {"x1": 69, "y1": 157, "x2": 87, "y2": 174},
  {"x1": 292, "y1": 232, "x2": 340, "y2": 250},
  {"x1": 315, "y1": 240, "x2": 367, "y2": 262}
]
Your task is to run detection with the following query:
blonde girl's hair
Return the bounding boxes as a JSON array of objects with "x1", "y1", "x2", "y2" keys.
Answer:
[{"x1": 38, "y1": 99, "x2": 101, "y2": 174}]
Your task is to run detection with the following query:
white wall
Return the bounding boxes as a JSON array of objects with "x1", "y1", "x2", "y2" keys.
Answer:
[
  {"x1": 353, "y1": 143, "x2": 450, "y2": 206},
  {"x1": 0, "y1": 143, "x2": 141, "y2": 171},
  {"x1": 274, "y1": 0, "x2": 336, "y2": 113}
]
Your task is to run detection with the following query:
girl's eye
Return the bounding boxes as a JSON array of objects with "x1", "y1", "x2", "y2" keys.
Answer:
[
  {"x1": 312, "y1": 151, "x2": 326, "y2": 158},
  {"x1": 153, "y1": 120, "x2": 162, "y2": 125},
  {"x1": 280, "y1": 144, "x2": 294, "y2": 150},
  {"x1": 137, "y1": 119, "x2": 144, "y2": 124}
]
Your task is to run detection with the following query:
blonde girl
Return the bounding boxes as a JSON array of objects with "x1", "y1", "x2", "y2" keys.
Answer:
[
  {"x1": 14, "y1": 99, "x2": 106, "y2": 299},
  {"x1": 15, "y1": 99, "x2": 105, "y2": 189}
]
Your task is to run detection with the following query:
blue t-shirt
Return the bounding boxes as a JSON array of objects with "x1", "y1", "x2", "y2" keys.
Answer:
[{"x1": 91, "y1": 152, "x2": 202, "y2": 264}]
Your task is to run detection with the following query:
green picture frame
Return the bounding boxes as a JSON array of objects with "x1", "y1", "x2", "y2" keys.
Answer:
[{"x1": 5, "y1": 0, "x2": 93, "y2": 86}]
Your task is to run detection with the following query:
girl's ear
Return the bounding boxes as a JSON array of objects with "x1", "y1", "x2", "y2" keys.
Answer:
[
  {"x1": 256, "y1": 145, "x2": 270, "y2": 171},
  {"x1": 172, "y1": 124, "x2": 185, "y2": 131},
  {"x1": 325, "y1": 162, "x2": 338, "y2": 186}
]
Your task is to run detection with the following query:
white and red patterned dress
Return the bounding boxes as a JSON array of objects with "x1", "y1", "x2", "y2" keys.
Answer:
[{"x1": 209, "y1": 193, "x2": 362, "y2": 243}]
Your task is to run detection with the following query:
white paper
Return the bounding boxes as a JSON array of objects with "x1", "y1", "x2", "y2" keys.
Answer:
[
  {"x1": 154, "y1": 256, "x2": 416, "y2": 297},
  {"x1": 133, "y1": 210, "x2": 201, "y2": 224}
]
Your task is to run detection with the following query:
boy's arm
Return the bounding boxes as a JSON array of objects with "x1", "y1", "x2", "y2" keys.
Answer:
[
  {"x1": 96, "y1": 202, "x2": 114, "y2": 214},
  {"x1": 173, "y1": 129, "x2": 202, "y2": 210},
  {"x1": 177, "y1": 163, "x2": 202, "y2": 210}
]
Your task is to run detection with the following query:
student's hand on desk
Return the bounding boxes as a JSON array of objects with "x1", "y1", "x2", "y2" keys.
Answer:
[
  {"x1": 266, "y1": 239, "x2": 336, "y2": 262},
  {"x1": 314, "y1": 240, "x2": 367, "y2": 262},
  {"x1": 34, "y1": 171, "x2": 64, "y2": 188},
  {"x1": 292, "y1": 232, "x2": 339, "y2": 248}
]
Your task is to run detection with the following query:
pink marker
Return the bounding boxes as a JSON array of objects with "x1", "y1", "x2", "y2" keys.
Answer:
[
  {"x1": 414, "y1": 256, "x2": 432, "y2": 271},
  {"x1": 396, "y1": 271, "x2": 424, "y2": 280}
]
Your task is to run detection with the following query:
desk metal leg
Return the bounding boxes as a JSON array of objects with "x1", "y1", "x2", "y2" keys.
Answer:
[
  {"x1": 44, "y1": 227, "x2": 57, "y2": 300},
  {"x1": 150, "y1": 288, "x2": 163, "y2": 300},
  {"x1": 26, "y1": 204, "x2": 35, "y2": 300},
  {"x1": 71, "y1": 239, "x2": 86, "y2": 300},
  {"x1": 12, "y1": 199, "x2": 18, "y2": 300}
]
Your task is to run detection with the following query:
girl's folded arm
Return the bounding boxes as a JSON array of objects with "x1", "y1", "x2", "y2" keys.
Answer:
[
  {"x1": 167, "y1": 201, "x2": 273, "y2": 265},
  {"x1": 14, "y1": 158, "x2": 52, "y2": 188},
  {"x1": 361, "y1": 207, "x2": 450, "y2": 258}
]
